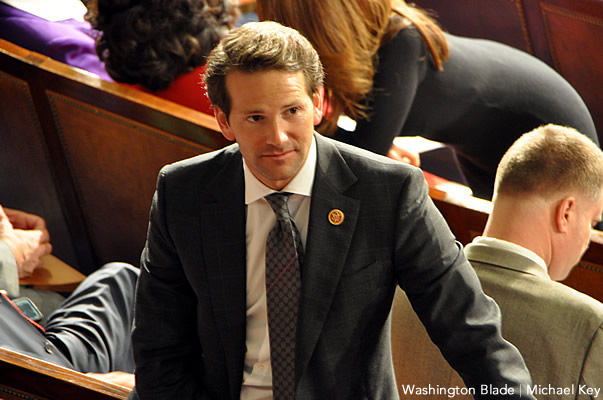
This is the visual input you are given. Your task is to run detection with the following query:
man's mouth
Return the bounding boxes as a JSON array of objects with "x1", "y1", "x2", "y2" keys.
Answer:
[{"x1": 263, "y1": 149, "x2": 294, "y2": 160}]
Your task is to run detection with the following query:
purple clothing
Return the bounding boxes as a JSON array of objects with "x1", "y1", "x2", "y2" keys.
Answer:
[{"x1": 0, "y1": 2, "x2": 112, "y2": 81}]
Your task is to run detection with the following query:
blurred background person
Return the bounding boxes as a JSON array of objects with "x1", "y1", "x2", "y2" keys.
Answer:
[
  {"x1": 256, "y1": 0, "x2": 599, "y2": 200},
  {"x1": 0, "y1": 0, "x2": 111, "y2": 80},
  {"x1": 86, "y1": 0, "x2": 239, "y2": 115}
]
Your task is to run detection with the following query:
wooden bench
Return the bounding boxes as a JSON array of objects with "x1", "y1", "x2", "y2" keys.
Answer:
[
  {"x1": 1, "y1": 36, "x2": 602, "y2": 398},
  {"x1": 392, "y1": 288, "x2": 469, "y2": 400},
  {"x1": 0, "y1": 38, "x2": 229, "y2": 273},
  {"x1": 1, "y1": 36, "x2": 601, "y2": 293},
  {"x1": 0, "y1": 347, "x2": 129, "y2": 400},
  {"x1": 19, "y1": 255, "x2": 87, "y2": 292}
]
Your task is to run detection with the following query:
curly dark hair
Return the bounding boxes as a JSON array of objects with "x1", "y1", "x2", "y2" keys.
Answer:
[{"x1": 86, "y1": 0, "x2": 238, "y2": 91}]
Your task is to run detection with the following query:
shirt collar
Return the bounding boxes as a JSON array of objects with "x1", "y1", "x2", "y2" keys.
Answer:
[
  {"x1": 470, "y1": 236, "x2": 549, "y2": 279},
  {"x1": 244, "y1": 135, "x2": 316, "y2": 205}
]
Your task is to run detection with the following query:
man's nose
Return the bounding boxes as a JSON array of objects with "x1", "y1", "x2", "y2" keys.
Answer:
[{"x1": 266, "y1": 119, "x2": 288, "y2": 146}]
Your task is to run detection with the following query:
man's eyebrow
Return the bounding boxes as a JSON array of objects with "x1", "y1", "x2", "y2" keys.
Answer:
[
  {"x1": 239, "y1": 108, "x2": 264, "y2": 115},
  {"x1": 283, "y1": 100, "x2": 306, "y2": 109}
]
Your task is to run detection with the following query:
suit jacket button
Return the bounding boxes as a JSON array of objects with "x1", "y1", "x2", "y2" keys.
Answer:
[{"x1": 45, "y1": 341, "x2": 53, "y2": 354}]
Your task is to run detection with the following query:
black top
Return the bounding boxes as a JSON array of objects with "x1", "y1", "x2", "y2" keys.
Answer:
[{"x1": 335, "y1": 27, "x2": 598, "y2": 199}]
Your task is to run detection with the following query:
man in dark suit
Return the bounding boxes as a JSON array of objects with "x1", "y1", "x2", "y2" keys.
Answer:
[{"x1": 130, "y1": 21, "x2": 534, "y2": 399}]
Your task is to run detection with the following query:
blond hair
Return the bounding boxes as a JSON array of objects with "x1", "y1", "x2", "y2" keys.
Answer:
[
  {"x1": 495, "y1": 124, "x2": 603, "y2": 201},
  {"x1": 257, "y1": 0, "x2": 448, "y2": 134}
]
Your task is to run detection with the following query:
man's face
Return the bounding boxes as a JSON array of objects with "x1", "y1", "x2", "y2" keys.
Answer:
[
  {"x1": 214, "y1": 70, "x2": 322, "y2": 190},
  {"x1": 550, "y1": 192, "x2": 603, "y2": 281}
]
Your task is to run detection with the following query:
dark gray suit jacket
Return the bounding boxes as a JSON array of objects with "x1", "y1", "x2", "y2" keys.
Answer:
[{"x1": 131, "y1": 134, "x2": 533, "y2": 399}]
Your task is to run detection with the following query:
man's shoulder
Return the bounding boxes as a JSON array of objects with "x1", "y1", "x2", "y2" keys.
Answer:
[
  {"x1": 317, "y1": 134, "x2": 417, "y2": 176},
  {"x1": 315, "y1": 134, "x2": 427, "y2": 204},
  {"x1": 546, "y1": 280, "x2": 603, "y2": 320},
  {"x1": 471, "y1": 255, "x2": 603, "y2": 323},
  {"x1": 160, "y1": 143, "x2": 240, "y2": 178}
]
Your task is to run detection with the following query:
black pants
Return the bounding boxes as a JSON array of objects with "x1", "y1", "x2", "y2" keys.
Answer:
[{"x1": 0, "y1": 262, "x2": 139, "y2": 373}]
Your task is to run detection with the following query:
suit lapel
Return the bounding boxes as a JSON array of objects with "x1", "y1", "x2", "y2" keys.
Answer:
[
  {"x1": 198, "y1": 146, "x2": 247, "y2": 399},
  {"x1": 296, "y1": 135, "x2": 360, "y2": 381}
]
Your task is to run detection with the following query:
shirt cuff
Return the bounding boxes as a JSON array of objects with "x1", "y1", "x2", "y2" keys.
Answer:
[{"x1": 0, "y1": 240, "x2": 20, "y2": 298}]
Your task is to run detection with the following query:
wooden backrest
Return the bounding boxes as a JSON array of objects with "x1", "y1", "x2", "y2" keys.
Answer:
[
  {"x1": 391, "y1": 288, "x2": 469, "y2": 399},
  {"x1": 522, "y1": 0, "x2": 602, "y2": 140},
  {"x1": 0, "y1": 43, "x2": 81, "y2": 269},
  {"x1": 0, "y1": 347, "x2": 129, "y2": 400},
  {"x1": 415, "y1": 0, "x2": 603, "y2": 143},
  {"x1": 0, "y1": 39, "x2": 229, "y2": 272}
]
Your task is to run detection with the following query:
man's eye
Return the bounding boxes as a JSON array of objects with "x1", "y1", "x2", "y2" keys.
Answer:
[{"x1": 247, "y1": 115, "x2": 262, "y2": 122}]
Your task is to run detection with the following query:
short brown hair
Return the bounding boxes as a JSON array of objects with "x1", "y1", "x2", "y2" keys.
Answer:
[
  {"x1": 495, "y1": 124, "x2": 603, "y2": 201},
  {"x1": 203, "y1": 21, "x2": 324, "y2": 119}
]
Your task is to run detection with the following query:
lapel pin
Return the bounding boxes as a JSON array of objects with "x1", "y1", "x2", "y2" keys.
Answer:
[{"x1": 328, "y1": 209, "x2": 344, "y2": 226}]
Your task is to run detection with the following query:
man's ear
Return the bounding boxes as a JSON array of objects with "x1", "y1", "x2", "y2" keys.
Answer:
[
  {"x1": 554, "y1": 196, "x2": 576, "y2": 233},
  {"x1": 313, "y1": 89, "x2": 324, "y2": 126},
  {"x1": 214, "y1": 106, "x2": 235, "y2": 142}
]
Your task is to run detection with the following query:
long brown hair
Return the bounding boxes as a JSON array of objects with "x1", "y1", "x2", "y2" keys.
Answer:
[{"x1": 257, "y1": 0, "x2": 448, "y2": 134}]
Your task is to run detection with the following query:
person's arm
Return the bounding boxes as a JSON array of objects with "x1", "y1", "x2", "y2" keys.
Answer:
[
  {"x1": 0, "y1": 206, "x2": 52, "y2": 281},
  {"x1": 334, "y1": 28, "x2": 428, "y2": 156},
  {"x1": 131, "y1": 170, "x2": 209, "y2": 399},
  {"x1": 578, "y1": 325, "x2": 602, "y2": 398},
  {"x1": 393, "y1": 169, "x2": 534, "y2": 399},
  {"x1": 387, "y1": 142, "x2": 421, "y2": 166}
]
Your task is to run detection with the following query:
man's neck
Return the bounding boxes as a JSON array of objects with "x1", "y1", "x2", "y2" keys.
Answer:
[{"x1": 483, "y1": 195, "x2": 553, "y2": 267}]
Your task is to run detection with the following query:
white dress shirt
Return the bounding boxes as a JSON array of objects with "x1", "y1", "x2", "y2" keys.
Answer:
[
  {"x1": 240, "y1": 136, "x2": 316, "y2": 399},
  {"x1": 0, "y1": 240, "x2": 19, "y2": 298}
]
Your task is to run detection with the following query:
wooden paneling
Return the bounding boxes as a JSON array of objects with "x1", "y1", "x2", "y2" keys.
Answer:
[
  {"x1": 0, "y1": 62, "x2": 81, "y2": 268},
  {"x1": 416, "y1": 0, "x2": 532, "y2": 53},
  {"x1": 0, "y1": 39, "x2": 229, "y2": 272},
  {"x1": 50, "y1": 92, "x2": 207, "y2": 266},
  {"x1": 524, "y1": 0, "x2": 603, "y2": 138}
]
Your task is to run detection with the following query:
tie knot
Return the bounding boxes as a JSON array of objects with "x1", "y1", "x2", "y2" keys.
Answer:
[{"x1": 265, "y1": 192, "x2": 292, "y2": 220}]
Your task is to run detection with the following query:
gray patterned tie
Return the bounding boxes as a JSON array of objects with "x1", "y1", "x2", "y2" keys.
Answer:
[{"x1": 265, "y1": 193, "x2": 303, "y2": 399}]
